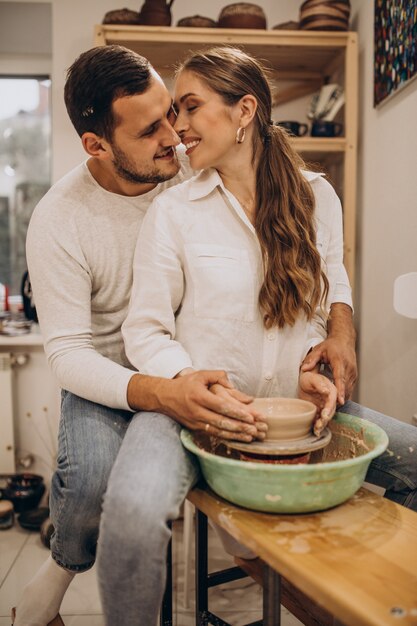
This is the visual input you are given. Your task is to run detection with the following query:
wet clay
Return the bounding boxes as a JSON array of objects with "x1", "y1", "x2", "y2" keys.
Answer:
[
  {"x1": 194, "y1": 420, "x2": 371, "y2": 465},
  {"x1": 311, "y1": 422, "x2": 371, "y2": 463}
]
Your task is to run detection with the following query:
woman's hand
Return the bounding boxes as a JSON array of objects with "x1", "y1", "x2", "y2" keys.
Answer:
[
  {"x1": 301, "y1": 304, "x2": 357, "y2": 406},
  {"x1": 298, "y1": 370, "x2": 337, "y2": 436}
]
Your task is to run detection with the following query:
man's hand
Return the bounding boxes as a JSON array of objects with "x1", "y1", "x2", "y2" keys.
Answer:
[
  {"x1": 127, "y1": 370, "x2": 267, "y2": 442},
  {"x1": 301, "y1": 303, "x2": 357, "y2": 405},
  {"x1": 209, "y1": 383, "x2": 267, "y2": 441},
  {"x1": 299, "y1": 370, "x2": 337, "y2": 436}
]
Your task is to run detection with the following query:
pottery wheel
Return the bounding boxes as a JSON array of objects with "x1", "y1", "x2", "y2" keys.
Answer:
[{"x1": 223, "y1": 428, "x2": 331, "y2": 456}]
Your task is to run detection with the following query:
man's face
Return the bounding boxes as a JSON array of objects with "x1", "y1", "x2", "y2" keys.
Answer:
[{"x1": 109, "y1": 72, "x2": 180, "y2": 185}]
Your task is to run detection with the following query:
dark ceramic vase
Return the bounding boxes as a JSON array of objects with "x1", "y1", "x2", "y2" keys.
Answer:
[
  {"x1": 1, "y1": 473, "x2": 45, "y2": 513},
  {"x1": 138, "y1": 0, "x2": 175, "y2": 26}
]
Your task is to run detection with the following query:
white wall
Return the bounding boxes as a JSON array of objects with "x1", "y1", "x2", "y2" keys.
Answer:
[{"x1": 350, "y1": 1, "x2": 417, "y2": 423}]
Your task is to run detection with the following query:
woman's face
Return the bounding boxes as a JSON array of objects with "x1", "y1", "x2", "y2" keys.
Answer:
[{"x1": 173, "y1": 70, "x2": 240, "y2": 171}]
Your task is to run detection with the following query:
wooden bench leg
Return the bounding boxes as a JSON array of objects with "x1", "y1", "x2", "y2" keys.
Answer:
[
  {"x1": 194, "y1": 509, "x2": 265, "y2": 626},
  {"x1": 160, "y1": 521, "x2": 173, "y2": 626},
  {"x1": 196, "y1": 509, "x2": 209, "y2": 625},
  {"x1": 236, "y1": 556, "x2": 339, "y2": 626},
  {"x1": 263, "y1": 565, "x2": 281, "y2": 626}
]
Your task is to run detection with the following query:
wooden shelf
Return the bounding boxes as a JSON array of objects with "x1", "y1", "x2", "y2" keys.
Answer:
[
  {"x1": 292, "y1": 137, "x2": 346, "y2": 152},
  {"x1": 94, "y1": 25, "x2": 353, "y2": 79}
]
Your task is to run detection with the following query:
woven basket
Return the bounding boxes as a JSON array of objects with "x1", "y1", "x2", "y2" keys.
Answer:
[
  {"x1": 218, "y1": 3, "x2": 267, "y2": 29},
  {"x1": 177, "y1": 15, "x2": 217, "y2": 27},
  {"x1": 102, "y1": 8, "x2": 141, "y2": 24},
  {"x1": 273, "y1": 20, "x2": 299, "y2": 30},
  {"x1": 299, "y1": 0, "x2": 350, "y2": 31}
]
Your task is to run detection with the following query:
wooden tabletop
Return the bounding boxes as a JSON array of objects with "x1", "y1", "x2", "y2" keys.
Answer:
[{"x1": 188, "y1": 486, "x2": 417, "y2": 626}]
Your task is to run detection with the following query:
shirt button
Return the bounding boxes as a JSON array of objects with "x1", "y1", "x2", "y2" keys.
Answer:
[
  {"x1": 264, "y1": 372, "x2": 273, "y2": 381},
  {"x1": 267, "y1": 333, "x2": 276, "y2": 341}
]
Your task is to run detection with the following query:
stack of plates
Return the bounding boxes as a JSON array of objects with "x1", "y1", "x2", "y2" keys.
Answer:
[{"x1": 299, "y1": 0, "x2": 350, "y2": 31}]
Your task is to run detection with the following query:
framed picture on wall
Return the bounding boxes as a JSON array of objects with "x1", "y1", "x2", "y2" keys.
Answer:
[{"x1": 374, "y1": 0, "x2": 417, "y2": 107}]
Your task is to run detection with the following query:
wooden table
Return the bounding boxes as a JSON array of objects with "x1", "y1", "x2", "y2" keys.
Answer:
[{"x1": 188, "y1": 485, "x2": 417, "y2": 626}]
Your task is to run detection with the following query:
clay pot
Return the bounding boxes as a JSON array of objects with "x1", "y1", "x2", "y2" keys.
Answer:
[
  {"x1": 273, "y1": 20, "x2": 299, "y2": 30},
  {"x1": 249, "y1": 397, "x2": 316, "y2": 442},
  {"x1": 218, "y1": 3, "x2": 267, "y2": 29},
  {"x1": 177, "y1": 15, "x2": 217, "y2": 28},
  {"x1": 138, "y1": 0, "x2": 174, "y2": 26},
  {"x1": 18, "y1": 506, "x2": 49, "y2": 531},
  {"x1": 299, "y1": 0, "x2": 350, "y2": 31},
  {"x1": 102, "y1": 8, "x2": 141, "y2": 25},
  {"x1": 1, "y1": 473, "x2": 45, "y2": 513}
]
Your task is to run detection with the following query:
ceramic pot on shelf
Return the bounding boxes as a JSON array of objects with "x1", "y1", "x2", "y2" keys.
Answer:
[{"x1": 138, "y1": 0, "x2": 175, "y2": 26}]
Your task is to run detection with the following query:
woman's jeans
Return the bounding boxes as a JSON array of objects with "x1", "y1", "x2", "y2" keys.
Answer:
[{"x1": 49, "y1": 392, "x2": 417, "y2": 625}]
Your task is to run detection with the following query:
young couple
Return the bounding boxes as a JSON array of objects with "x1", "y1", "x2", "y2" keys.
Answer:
[{"x1": 14, "y1": 44, "x2": 416, "y2": 626}]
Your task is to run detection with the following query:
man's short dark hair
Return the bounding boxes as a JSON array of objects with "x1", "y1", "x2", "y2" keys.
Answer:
[{"x1": 64, "y1": 45, "x2": 153, "y2": 140}]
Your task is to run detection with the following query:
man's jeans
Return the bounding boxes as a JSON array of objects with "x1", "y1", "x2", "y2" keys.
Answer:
[
  {"x1": 343, "y1": 400, "x2": 417, "y2": 509},
  {"x1": 49, "y1": 392, "x2": 417, "y2": 625}
]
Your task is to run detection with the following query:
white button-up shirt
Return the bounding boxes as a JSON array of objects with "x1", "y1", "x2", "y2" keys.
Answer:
[{"x1": 122, "y1": 168, "x2": 352, "y2": 398}]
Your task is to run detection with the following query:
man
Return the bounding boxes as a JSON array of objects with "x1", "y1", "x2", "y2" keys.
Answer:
[{"x1": 14, "y1": 45, "x2": 416, "y2": 626}]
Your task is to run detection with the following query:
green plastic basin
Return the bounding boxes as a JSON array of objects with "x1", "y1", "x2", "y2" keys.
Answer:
[{"x1": 181, "y1": 412, "x2": 389, "y2": 513}]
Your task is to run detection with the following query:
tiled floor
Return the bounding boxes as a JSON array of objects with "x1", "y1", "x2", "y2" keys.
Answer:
[{"x1": 0, "y1": 516, "x2": 302, "y2": 626}]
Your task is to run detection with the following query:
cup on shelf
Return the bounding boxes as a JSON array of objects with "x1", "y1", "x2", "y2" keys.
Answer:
[
  {"x1": 276, "y1": 121, "x2": 308, "y2": 137},
  {"x1": 311, "y1": 120, "x2": 343, "y2": 137}
]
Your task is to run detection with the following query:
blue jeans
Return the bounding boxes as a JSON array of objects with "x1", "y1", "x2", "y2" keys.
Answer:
[
  {"x1": 96, "y1": 409, "x2": 200, "y2": 626},
  {"x1": 342, "y1": 400, "x2": 417, "y2": 509},
  {"x1": 49, "y1": 391, "x2": 199, "y2": 625},
  {"x1": 50, "y1": 392, "x2": 417, "y2": 624}
]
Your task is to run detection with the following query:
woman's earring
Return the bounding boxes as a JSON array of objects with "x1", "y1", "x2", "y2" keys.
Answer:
[{"x1": 236, "y1": 126, "x2": 246, "y2": 144}]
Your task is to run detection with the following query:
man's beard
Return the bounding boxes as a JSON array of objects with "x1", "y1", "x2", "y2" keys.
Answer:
[{"x1": 111, "y1": 143, "x2": 179, "y2": 185}]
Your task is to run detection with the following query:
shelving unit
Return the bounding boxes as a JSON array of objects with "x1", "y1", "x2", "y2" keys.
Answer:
[{"x1": 94, "y1": 25, "x2": 358, "y2": 286}]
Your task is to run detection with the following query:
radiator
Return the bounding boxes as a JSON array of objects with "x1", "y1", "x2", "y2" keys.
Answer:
[{"x1": 0, "y1": 353, "x2": 16, "y2": 472}]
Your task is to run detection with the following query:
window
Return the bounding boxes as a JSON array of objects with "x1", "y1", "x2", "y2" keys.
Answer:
[{"x1": 0, "y1": 76, "x2": 51, "y2": 295}]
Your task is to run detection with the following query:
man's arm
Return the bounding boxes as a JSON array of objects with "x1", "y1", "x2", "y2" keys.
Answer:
[
  {"x1": 301, "y1": 302, "x2": 357, "y2": 405},
  {"x1": 301, "y1": 179, "x2": 357, "y2": 405},
  {"x1": 27, "y1": 198, "x2": 263, "y2": 439},
  {"x1": 127, "y1": 371, "x2": 266, "y2": 442}
]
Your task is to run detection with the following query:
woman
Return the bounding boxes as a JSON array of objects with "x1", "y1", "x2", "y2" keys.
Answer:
[{"x1": 122, "y1": 46, "x2": 339, "y2": 436}]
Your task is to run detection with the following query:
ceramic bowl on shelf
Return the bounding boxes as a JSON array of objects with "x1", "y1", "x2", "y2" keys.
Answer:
[
  {"x1": 177, "y1": 15, "x2": 217, "y2": 27},
  {"x1": 218, "y1": 3, "x2": 267, "y2": 29},
  {"x1": 181, "y1": 413, "x2": 389, "y2": 513},
  {"x1": 299, "y1": 0, "x2": 351, "y2": 31},
  {"x1": 102, "y1": 8, "x2": 141, "y2": 25}
]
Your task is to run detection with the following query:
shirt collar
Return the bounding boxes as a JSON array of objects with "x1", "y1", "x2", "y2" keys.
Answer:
[
  {"x1": 187, "y1": 168, "x2": 223, "y2": 201},
  {"x1": 187, "y1": 168, "x2": 323, "y2": 201}
]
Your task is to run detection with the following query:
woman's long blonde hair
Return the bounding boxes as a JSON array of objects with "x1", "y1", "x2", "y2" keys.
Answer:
[{"x1": 177, "y1": 46, "x2": 329, "y2": 329}]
